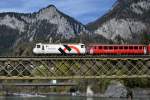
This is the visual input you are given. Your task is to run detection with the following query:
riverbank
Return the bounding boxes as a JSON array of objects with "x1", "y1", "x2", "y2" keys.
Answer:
[
  {"x1": 4, "y1": 88, "x2": 150, "y2": 98},
  {"x1": 1, "y1": 79, "x2": 150, "y2": 98},
  {"x1": 0, "y1": 95, "x2": 150, "y2": 100}
]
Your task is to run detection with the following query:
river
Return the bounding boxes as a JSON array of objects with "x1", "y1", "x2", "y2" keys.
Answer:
[{"x1": 0, "y1": 96, "x2": 149, "y2": 100}]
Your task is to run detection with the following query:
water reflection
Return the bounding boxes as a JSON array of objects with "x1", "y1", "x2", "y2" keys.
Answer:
[
  {"x1": 0, "y1": 96, "x2": 150, "y2": 100},
  {"x1": 87, "y1": 97, "x2": 93, "y2": 100}
]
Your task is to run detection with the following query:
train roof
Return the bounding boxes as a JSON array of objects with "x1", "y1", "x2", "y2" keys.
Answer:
[
  {"x1": 88, "y1": 44, "x2": 146, "y2": 46},
  {"x1": 36, "y1": 43, "x2": 85, "y2": 45}
]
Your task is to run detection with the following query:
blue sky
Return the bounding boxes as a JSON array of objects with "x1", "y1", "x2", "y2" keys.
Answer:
[{"x1": 0, "y1": 0, "x2": 116, "y2": 24}]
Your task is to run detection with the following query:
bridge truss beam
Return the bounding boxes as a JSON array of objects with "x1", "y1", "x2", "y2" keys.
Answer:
[{"x1": 0, "y1": 57, "x2": 149, "y2": 80}]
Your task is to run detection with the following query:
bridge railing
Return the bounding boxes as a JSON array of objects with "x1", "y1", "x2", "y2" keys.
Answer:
[{"x1": 0, "y1": 57, "x2": 149, "y2": 79}]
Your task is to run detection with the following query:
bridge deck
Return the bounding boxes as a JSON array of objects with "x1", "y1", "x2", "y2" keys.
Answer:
[{"x1": 0, "y1": 55, "x2": 149, "y2": 60}]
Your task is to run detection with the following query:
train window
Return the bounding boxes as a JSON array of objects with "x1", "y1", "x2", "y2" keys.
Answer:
[
  {"x1": 94, "y1": 47, "x2": 97, "y2": 49},
  {"x1": 134, "y1": 46, "x2": 138, "y2": 49},
  {"x1": 109, "y1": 46, "x2": 113, "y2": 49},
  {"x1": 119, "y1": 46, "x2": 123, "y2": 49},
  {"x1": 36, "y1": 45, "x2": 40, "y2": 48},
  {"x1": 129, "y1": 46, "x2": 133, "y2": 49},
  {"x1": 124, "y1": 46, "x2": 128, "y2": 49},
  {"x1": 99, "y1": 46, "x2": 102, "y2": 49},
  {"x1": 104, "y1": 46, "x2": 108, "y2": 49},
  {"x1": 114, "y1": 46, "x2": 118, "y2": 49},
  {"x1": 81, "y1": 45, "x2": 85, "y2": 48},
  {"x1": 139, "y1": 46, "x2": 142, "y2": 49}
]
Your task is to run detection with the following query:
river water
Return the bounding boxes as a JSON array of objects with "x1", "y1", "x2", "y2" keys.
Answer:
[{"x1": 0, "y1": 96, "x2": 149, "y2": 100}]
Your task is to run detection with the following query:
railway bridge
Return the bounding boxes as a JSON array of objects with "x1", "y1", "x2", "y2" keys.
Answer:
[{"x1": 0, "y1": 56, "x2": 149, "y2": 80}]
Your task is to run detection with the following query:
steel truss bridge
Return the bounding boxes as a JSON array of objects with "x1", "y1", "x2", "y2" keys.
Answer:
[{"x1": 0, "y1": 56, "x2": 150, "y2": 80}]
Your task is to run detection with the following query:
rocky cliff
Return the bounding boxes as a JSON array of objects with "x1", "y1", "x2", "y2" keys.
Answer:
[
  {"x1": 0, "y1": 5, "x2": 90, "y2": 55},
  {"x1": 87, "y1": 0, "x2": 150, "y2": 44}
]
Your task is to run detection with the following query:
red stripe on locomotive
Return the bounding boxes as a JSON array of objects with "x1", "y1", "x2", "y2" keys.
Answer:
[{"x1": 64, "y1": 45, "x2": 80, "y2": 54}]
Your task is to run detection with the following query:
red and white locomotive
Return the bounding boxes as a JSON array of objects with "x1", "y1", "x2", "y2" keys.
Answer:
[
  {"x1": 33, "y1": 43, "x2": 86, "y2": 54},
  {"x1": 33, "y1": 43, "x2": 150, "y2": 55}
]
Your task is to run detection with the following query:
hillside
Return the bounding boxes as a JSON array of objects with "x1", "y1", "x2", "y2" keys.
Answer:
[
  {"x1": 0, "y1": 5, "x2": 91, "y2": 56},
  {"x1": 87, "y1": 0, "x2": 150, "y2": 44}
]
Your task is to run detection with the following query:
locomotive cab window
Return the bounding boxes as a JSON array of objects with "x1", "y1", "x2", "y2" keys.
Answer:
[
  {"x1": 36, "y1": 45, "x2": 41, "y2": 48},
  {"x1": 81, "y1": 45, "x2": 85, "y2": 48}
]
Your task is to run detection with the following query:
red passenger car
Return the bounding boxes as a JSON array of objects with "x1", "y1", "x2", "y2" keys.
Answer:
[
  {"x1": 147, "y1": 44, "x2": 150, "y2": 54},
  {"x1": 88, "y1": 44, "x2": 147, "y2": 55}
]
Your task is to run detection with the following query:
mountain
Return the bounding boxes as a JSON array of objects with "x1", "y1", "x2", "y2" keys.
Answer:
[
  {"x1": 0, "y1": 5, "x2": 92, "y2": 56},
  {"x1": 87, "y1": 0, "x2": 150, "y2": 44},
  {"x1": 1, "y1": 0, "x2": 149, "y2": 56}
]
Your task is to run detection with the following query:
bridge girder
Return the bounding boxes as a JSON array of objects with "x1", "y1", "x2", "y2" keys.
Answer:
[{"x1": 0, "y1": 57, "x2": 149, "y2": 80}]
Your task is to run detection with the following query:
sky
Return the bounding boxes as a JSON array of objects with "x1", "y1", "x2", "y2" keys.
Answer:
[{"x1": 0, "y1": 0, "x2": 117, "y2": 24}]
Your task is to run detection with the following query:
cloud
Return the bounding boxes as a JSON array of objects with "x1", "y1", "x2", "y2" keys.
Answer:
[{"x1": 0, "y1": 0, "x2": 116, "y2": 24}]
